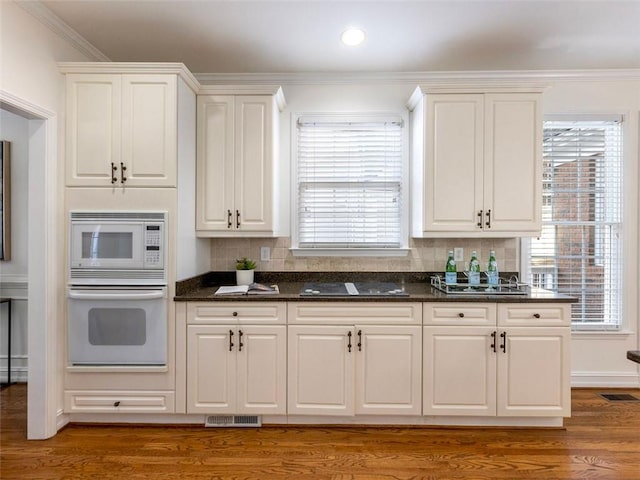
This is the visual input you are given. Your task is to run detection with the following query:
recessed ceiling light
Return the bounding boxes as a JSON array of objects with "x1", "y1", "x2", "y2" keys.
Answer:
[{"x1": 341, "y1": 27, "x2": 366, "y2": 47}]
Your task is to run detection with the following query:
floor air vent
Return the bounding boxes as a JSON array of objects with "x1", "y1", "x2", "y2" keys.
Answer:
[
  {"x1": 599, "y1": 393, "x2": 640, "y2": 402},
  {"x1": 204, "y1": 415, "x2": 261, "y2": 427}
]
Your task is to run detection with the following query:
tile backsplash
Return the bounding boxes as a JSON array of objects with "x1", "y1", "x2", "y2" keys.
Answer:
[{"x1": 210, "y1": 237, "x2": 519, "y2": 273}]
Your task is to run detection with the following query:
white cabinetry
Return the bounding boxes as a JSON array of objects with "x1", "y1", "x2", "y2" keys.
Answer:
[
  {"x1": 423, "y1": 303, "x2": 570, "y2": 417},
  {"x1": 64, "y1": 71, "x2": 182, "y2": 187},
  {"x1": 407, "y1": 86, "x2": 543, "y2": 237},
  {"x1": 185, "y1": 303, "x2": 287, "y2": 415},
  {"x1": 287, "y1": 303, "x2": 422, "y2": 416},
  {"x1": 196, "y1": 87, "x2": 286, "y2": 236},
  {"x1": 64, "y1": 390, "x2": 175, "y2": 414}
]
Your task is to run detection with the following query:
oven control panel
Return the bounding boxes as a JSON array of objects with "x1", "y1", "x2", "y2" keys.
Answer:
[{"x1": 144, "y1": 223, "x2": 164, "y2": 268}]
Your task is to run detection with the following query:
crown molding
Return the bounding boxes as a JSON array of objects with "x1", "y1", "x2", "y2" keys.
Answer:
[
  {"x1": 0, "y1": 90, "x2": 56, "y2": 120},
  {"x1": 17, "y1": 1, "x2": 110, "y2": 62},
  {"x1": 198, "y1": 84, "x2": 286, "y2": 110},
  {"x1": 58, "y1": 62, "x2": 200, "y2": 93},
  {"x1": 196, "y1": 69, "x2": 640, "y2": 86}
]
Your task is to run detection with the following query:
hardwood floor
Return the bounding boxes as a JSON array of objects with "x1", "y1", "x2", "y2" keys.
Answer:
[{"x1": 2, "y1": 384, "x2": 639, "y2": 479}]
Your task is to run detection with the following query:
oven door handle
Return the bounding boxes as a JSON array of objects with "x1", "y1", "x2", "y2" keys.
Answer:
[{"x1": 68, "y1": 288, "x2": 166, "y2": 301}]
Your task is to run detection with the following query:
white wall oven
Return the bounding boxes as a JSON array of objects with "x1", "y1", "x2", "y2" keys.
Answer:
[
  {"x1": 68, "y1": 211, "x2": 168, "y2": 366},
  {"x1": 67, "y1": 286, "x2": 167, "y2": 365}
]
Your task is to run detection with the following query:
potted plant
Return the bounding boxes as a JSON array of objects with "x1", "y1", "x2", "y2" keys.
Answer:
[{"x1": 235, "y1": 257, "x2": 256, "y2": 286}]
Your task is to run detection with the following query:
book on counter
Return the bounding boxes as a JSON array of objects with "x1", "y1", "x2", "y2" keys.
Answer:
[{"x1": 214, "y1": 282, "x2": 280, "y2": 296}]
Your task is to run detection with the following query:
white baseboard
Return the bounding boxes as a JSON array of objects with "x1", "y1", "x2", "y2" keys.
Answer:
[
  {"x1": 0, "y1": 355, "x2": 29, "y2": 383},
  {"x1": 572, "y1": 371, "x2": 640, "y2": 388}
]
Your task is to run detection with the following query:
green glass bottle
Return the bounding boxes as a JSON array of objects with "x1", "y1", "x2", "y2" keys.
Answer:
[
  {"x1": 487, "y1": 250, "x2": 499, "y2": 286},
  {"x1": 468, "y1": 250, "x2": 480, "y2": 286},
  {"x1": 445, "y1": 250, "x2": 457, "y2": 284}
]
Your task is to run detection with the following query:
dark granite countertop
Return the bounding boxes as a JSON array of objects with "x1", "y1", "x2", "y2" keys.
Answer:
[
  {"x1": 175, "y1": 272, "x2": 577, "y2": 303},
  {"x1": 627, "y1": 351, "x2": 640, "y2": 364}
]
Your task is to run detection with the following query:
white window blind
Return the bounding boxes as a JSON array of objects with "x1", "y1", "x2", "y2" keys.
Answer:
[
  {"x1": 526, "y1": 119, "x2": 623, "y2": 329},
  {"x1": 296, "y1": 119, "x2": 403, "y2": 249}
]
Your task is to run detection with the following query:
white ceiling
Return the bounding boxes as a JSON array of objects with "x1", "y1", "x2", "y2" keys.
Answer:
[{"x1": 37, "y1": 0, "x2": 640, "y2": 74}]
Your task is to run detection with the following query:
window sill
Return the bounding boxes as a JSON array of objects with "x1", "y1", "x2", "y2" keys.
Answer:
[
  {"x1": 571, "y1": 329, "x2": 635, "y2": 340},
  {"x1": 290, "y1": 248, "x2": 411, "y2": 258}
]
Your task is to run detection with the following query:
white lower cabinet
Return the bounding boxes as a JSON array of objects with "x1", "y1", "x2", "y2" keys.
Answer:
[
  {"x1": 423, "y1": 326, "x2": 497, "y2": 416},
  {"x1": 186, "y1": 324, "x2": 286, "y2": 414},
  {"x1": 356, "y1": 325, "x2": 422, "y2": 415},
  {"x1": 287, "y1": 325, "x2": 355, "y2": 416},
  {"x1": 287, "y1": 322, "x2": 422, "y2": 416},
  {"x1": 497, "y1": 327, "x2": 571, "y2": 416},
  {"x1": 185, "y1": 302, "x2": 287, "y2": 415},
  {"x1": 183, "y1": 300, "x2": 569, "y2": 424},
  {"x1": 423, "y1": 303, "x2": 571, "y2": 417}
]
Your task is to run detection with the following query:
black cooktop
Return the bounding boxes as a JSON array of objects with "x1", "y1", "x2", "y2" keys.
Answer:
[{"x1": 300, "y1": 282, "x2": 408, "y2": 297}]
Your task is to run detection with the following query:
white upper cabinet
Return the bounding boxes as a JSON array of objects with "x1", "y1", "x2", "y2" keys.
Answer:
[
  {"x1": 64, "y1": 70, "x2": 184, "y2": 187},
  {"x1": 196, "y1": 86, "x2": 285, "y2": 237},
  {"x1": 407, "y1": 86, "x2": 543, "y2": 237}
]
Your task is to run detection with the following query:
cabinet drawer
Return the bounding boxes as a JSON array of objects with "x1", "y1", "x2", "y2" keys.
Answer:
[
  {"x1": 288, "y1": 302, "x2": 422, "y2": 325},
  {"x1": 498, "y1": 304, "x2": 571, "y2": 327},
  {"x1": 423, "y1": 303, "x2": 496, "y2": 326},
  {"x1": 187, "y1": 302, "x2": 286, "y2": 325},
  {"x1": 64, "y1": 390, "x2": 175, "y2": 413}
]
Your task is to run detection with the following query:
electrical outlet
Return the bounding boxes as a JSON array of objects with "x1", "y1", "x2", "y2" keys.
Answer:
[
  {"x1": 454, "y1": 248, "x2": 464, "y2": 262},
  {"x1": 260, "y1": 246, "x2": 271, "y2": 262}
]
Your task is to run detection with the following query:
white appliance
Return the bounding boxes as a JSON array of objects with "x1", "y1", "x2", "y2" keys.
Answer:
[
  {"x1": 68, "y1": 211, "x2": 169, "y2": 366},
  {"x1": 67, "y1": 287, "x2": 167, "y2": 366},
  {"x1": 69, "y1": 211, "x2": 166, "y2": 285}
]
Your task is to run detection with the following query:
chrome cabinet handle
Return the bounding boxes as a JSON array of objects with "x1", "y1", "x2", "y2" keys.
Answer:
[
  {"x1": 227, "y1": 210, "x2": 232, "y2": 229},
  {"x1": 477, "y1": 210, "x2": 483, "y2": 228},
  {"x1": 485, "y1": 209, "x2": 491, "y2": 229},
  {"x1": 120, "y1": 162, "x2": 127, "y2": 183},
  {"x1": 229, "y1": 329, "x2": 234, "y2": 352},
  {"x1": 111, "y1": 162, "x2": 118, "y2": 184}
]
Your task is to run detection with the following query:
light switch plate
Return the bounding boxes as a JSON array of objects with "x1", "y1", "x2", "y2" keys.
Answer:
[
  {"x1": 260, "y1": 246, "x2": 270, "y2": 262},
  {"x1": 454, "y1": 248, "x2": 464, "y2": 262}
]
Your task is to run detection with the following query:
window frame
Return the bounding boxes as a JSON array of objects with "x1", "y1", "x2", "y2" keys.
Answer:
[
  {"x1": 521, "y1": 114, "x2": 625, "y2": 332},
  {"x1": 290, "y1": 112, "x2": 410, "y2": 257}
]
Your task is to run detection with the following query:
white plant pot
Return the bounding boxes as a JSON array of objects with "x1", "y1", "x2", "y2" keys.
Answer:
[{"x1": 236, "y1": 269, "x2": 254, "y2": 286}]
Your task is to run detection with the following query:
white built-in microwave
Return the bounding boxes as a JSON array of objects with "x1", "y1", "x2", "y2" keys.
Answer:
[{"x1": 69, "y1": 211, "x2": 167, "y2": 285}]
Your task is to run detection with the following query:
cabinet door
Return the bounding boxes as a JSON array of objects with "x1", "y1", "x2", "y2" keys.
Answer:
[
  {"x1": 236, "y1": 326, "x2": 287, "y2": 414},
  {"x1": 121, "y1": 75, "x2": 177, "y2": 187},
  {"x1": 483, "y1": 93, "x2": 542, "y2": 233},
  {"x1": 196, "y1": 95, "x2": 235, "y2": 232},
  {"x1": 497, "y1": 327, "x2": 570, "y2": 417},
  {"x1": 423, "y1": 326, "x2": 497, "y2": 416},
  {"x1": 234, "y1": 96, "x2": 274, "y2": 232},
  {"x1": 66, "y1": 74, "x2": 121, "y2": 186},
  {"x1": 355, "y1": 326, "x2": 422, "y2": 415},
  {"x1": 424, "y1": 94, "x2": 484, "y2": 232},
  {"x1": 288, "y1": 325, "x2": 355, "y2": 416},
  {"x1": 186, "y1": 325, "x2": 236, "y2": 413}
]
